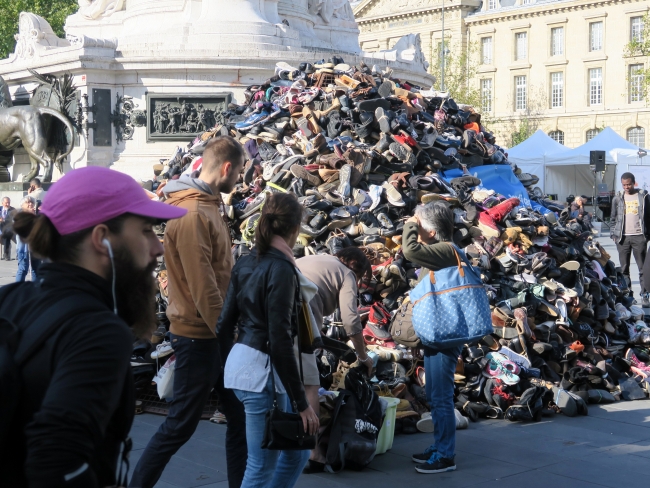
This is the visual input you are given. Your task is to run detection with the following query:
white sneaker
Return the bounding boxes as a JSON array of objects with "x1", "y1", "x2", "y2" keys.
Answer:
[
  {"x1": 151, "y1": 340, "x2": 174, "y2": 359},
  {"x1": 455, "y1": 409, "x2": 468, "y2": 429},
  {"x1": 499, "y1": 346, "x2": 531, "y2": 369}
]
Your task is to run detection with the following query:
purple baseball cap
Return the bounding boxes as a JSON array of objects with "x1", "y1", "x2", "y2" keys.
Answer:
[{"x1": 40, "y1": 166, "x2": 187, "y2": 235}]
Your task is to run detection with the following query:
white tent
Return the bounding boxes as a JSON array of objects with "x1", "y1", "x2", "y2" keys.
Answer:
[
  {"x1": 544, "y1": 127, "x2": 646, "y2": 200},
  {"x1": 506, "y1": 129, "x2": 568, "y2": 192}
]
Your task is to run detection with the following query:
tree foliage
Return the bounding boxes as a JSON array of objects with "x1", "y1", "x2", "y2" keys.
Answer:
[
  {"x1": 431, "y1": 38, "x2": 486, "y2": 122},
  {"x1": 498, "y1": 85, "x2": 548, "y2": 148},
  {"x1": 0, "y1": 0, "x2": 78, "y2": 59}
]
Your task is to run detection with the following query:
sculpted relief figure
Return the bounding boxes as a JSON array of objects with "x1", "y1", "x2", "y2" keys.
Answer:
[
  {"x1": 77, "y1": 0, "x2": 126, "y2": 20},
  {"x1": 308, "y1": 0, "x2": 355, "y2": 24}
]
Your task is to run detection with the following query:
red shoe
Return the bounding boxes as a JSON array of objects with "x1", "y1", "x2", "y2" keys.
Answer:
[
  {"x1": 477, "y1": 211, "x2": 500, "y2": 237},
  {"x1": 486, "y1": 197, "x2": 520, "y2": 223}
]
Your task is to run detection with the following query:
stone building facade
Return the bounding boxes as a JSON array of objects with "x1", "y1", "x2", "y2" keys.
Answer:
[{"x1": 355, "y1": 0, "x2": 650, "y2": 149}]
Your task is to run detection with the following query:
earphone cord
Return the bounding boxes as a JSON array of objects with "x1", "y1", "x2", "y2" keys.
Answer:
[{"x1": 108, "y1": 251, "x2": 118, "y2": 315}]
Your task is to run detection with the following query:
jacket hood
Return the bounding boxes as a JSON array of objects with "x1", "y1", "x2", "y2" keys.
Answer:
[{"x1": 163, "y1": 174, "x2": 213, "y2": 197}]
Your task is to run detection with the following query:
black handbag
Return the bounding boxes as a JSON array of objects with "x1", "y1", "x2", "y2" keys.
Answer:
[{"x1": 261, "y1": 283, "x2": 316, "y2": 451}]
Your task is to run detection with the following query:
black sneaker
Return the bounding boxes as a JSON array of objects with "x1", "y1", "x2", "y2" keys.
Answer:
[
  {"x1": 415, "y1": 456, "x2": 456, "y2": 474},
  {"x1": 411, "y1": 446, "x2": 436, "y2": 464}
]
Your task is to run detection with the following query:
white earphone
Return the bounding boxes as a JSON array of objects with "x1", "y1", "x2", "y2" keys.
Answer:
[
  {"x1": 102, "y1": 238, "x2": 118, "y2": 315},
  {"x1": 102, "y1": 238, "x2": 114, "y2": 258}
]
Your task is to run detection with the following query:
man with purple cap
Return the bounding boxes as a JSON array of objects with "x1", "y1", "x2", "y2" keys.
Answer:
[{"x1": 0, "y1": 166, "x2": 186, "y2": 488}]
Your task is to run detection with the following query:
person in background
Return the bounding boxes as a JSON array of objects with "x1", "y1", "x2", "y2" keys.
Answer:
[
  {"x1": 130, "y1": 136, "x2": 247, "y2": 488},
  {"x1": 0, "y1": 166, "x2": 185, "y2": 488},
  {"x1": 295, "y1": 247, "x2": 372, "y2": 471},
  {"x1": 28, "y1": 177, "x2": 47, "y2": 204},
  {"x1": 403, "y1": 202, "x2": 461, "y2": 475},
  {"x1": 15, "y1": 195, "x2": 41, "y2": 282},
  {"x1": 1, "y1": 196, "x2": 16, "y2": 260},
  {"x1": 218, "y1": 192, "x2": 319, "y2": 488},
  {"x1": 569, "y1": 196, "x2": 594, "y2": 231},
  {"x1": 611, "y1": 172, "x2": 650, "y2": 307}
]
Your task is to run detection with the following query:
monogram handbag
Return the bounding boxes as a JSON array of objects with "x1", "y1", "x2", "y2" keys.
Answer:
[
  {"x1": 410, "y1": 243, "x2": 493, "y2": 349},
  {"x1": 261, "y1": 283, "x2": 316, "y2": 451}
]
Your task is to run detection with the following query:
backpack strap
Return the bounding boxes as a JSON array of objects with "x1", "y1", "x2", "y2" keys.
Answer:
[{"x1": 14, "y1": 295, "x2": 109, "y2": 366}]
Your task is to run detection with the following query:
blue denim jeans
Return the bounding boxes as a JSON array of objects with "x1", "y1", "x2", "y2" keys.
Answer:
[
  {"x1": 234, "y1": 376, "x2": 310, "y2": 488},
  {"x1": 424, "y1": 345, "x2": 463, "y2": 460},
  {"x1": 15, "y1": 238, "x2": 40, "y2": 282}
]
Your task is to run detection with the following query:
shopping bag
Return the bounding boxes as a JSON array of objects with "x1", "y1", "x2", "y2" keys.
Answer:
[
  {"x1": 153, "y1": 354, "x2": 176, "y2": 400},
  {"x1": 410, "y1": 243, "x2": 493, "y2": 349}
]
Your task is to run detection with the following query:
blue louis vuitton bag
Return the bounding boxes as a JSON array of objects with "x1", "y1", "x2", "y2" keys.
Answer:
[{"x1": 410, "y1": 243, "x2": 493, "y2": 349}]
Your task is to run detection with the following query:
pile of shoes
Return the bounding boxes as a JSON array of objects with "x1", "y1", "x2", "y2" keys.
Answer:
[{"x1": 141, "y1": 57, "x2": 650, "y2": 428}]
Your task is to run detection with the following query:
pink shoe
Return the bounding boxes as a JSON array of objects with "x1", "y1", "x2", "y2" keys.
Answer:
[{"x1": 625, "y1": 349, "x2": 650, "y2": 372}]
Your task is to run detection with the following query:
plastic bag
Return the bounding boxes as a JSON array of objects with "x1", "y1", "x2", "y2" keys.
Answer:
[{"x1": 153, "y1": 354, "x2": 176, "y2": 400}]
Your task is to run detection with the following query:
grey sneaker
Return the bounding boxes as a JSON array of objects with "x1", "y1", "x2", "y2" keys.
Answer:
[
  {"x1": 415, "y1": 455, "x2": 456, "y2": 474},
  {"x1": 642, "y1": 294, "x2": 650, "y2": 308}
]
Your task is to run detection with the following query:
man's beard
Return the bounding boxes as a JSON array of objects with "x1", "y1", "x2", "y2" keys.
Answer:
[{"x1": 112, "y1": 245, "x2": 159, "y2": 338}]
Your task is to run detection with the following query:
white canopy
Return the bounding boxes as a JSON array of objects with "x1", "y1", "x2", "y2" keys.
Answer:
[
  {"x1": 544, "y1": 128, "x2": 646, "y2": 200},
  {"x1": 506, "y1": 129, "x2": 568, "y2": 192}
]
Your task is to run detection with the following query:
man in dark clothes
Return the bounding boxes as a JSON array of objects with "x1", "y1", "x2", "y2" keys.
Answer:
[
  {"x1": 611, "y1": 172, "x2": 650, "y2": 306},
  {"x1": 0, "y1": 167, "x2": 186, "y2": 488}
]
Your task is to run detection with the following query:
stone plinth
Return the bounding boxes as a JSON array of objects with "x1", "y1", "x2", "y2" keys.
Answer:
[{"x1": 0, "y1": 1, "x2": 434, "y2": 182}]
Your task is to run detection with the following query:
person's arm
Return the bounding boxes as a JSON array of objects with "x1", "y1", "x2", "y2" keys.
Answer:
[
  {"x1": 216, "y1": 264, "x2": 240, "y2": 355},
  {"x1": 402, "y1": 220, "x2": 456, "y2": 271},
  {"x1": 338, "y1": 272, "x2": 372, "y2": 373},
  {"x1": 610, "y1": 197, "x2": 619, "y2": 238},
  {"x1": 174, "y1": 211, "x2": 224, "y2": 329},
  {"x1": 266, "y1": 262, "x2": 309, "y2": 413},
  {"x1": 23, "y1": 314, "x2": 132, "y2": 488}
]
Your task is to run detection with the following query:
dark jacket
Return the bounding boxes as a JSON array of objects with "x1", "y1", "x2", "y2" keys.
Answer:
[
  {"x1": 0, "y1": 263, "x2": 134, "y2": 488},
  {"x1": 0, "y1": 206, "x2": 16, "y2": 240},
  {"x1": 217, "y1": 248, "x2": 309, "y2": 412},
  {"x1": 610, "y1": 190, "x2": 650, "y2": 242}
]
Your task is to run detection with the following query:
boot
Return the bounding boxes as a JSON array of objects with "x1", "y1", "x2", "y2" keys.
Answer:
[{"x1": 486, "y1": 198, "x2": 521, "y2": 224}]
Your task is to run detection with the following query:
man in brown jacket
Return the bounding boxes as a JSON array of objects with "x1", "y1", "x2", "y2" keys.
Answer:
[{"x1": 130, "y1": 136, "x2": 247, "y2": 488}]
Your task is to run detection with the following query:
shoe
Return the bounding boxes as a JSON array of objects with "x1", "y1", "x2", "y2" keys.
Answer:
[
  {"x1": 151, "y1": 340, "x2": 174, "y2": 359},
  {"x1": 412, "y1": 445, "x2": 437, "y2": 464},
  {"x1": 416, "y1": 413, "x2": 434, "y2": 433},
  {"x1": 209, "y1": 409, "x2": 227, "y2": 424},
  {"x1": 415, "y1": 454, "x2": 457, "y2": 474}
]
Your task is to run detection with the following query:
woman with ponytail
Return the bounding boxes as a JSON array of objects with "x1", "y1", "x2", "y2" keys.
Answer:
[{"x1": 218, "y1": 192, "x2": 319, "y2": 487}]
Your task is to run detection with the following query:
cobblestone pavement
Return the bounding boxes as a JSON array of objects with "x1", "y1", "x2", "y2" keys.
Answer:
[{"x1": 3, "y1": 234, "x2": 650, "y2": 487}]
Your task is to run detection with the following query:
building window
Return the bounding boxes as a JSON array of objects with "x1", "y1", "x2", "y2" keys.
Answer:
[
  {"x1": 549, "y1": 130, "x2": 565, "y2": 145},
  {"x1": 586, "y1": 128, "x2": 601, "y2": 142},
  {"x1": 630, "y1": 64, "x2": 644, "y2": 102},
  {"x1": 627, "y1": 127, "x2": 646, "y2": 148},
  {"x1": 481, "y1": 79, "x2": 493, "y2": 112},
  {"x1": 551, "y1": 27, "x2": 564, "y2": 56},
  {"x1": 515, "y1": 32, "x2": 527, "y2": 61},
  {"x1": 551, "y1": 72, "x2": 564, "y2": 108},
  {"x1": 522, "y1": 0, "x2": 535, "y2": 4},
  {"x1": 589, "y1": 22, "x2": 603, "y2": 51},
  {"x1": 487, "y1": 0, "x2": 498, "y2": 10},
  {"x1": 515, "y1": 75, "x2": 527, "y2": 110},
  {"x1": 631, "y1": 16, "x2": 644, "y2": 42},
  {"x1": 589, "y1": 68, "x2": 603, "y2": 105},
  {"x1": 481, "y1": 37, "x2": 493, "y2": 65}
]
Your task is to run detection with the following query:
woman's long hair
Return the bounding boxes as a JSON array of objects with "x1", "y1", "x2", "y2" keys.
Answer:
[{"x1": 255, "y1": 192, "x2": 303, "y2": 255}]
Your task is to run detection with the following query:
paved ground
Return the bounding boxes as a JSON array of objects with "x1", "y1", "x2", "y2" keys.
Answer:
[{"x1": 3, "y1": 229, "x2": 650, "y2": 487}]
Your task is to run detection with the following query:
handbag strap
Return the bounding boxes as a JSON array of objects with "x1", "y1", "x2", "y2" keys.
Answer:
[{"x1": 429, "y1": 242, "x2": 481, "y2": 284}]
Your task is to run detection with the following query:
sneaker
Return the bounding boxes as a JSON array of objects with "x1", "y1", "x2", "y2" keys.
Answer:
[
  {"x1": 151, "y1": 340, "x2": 174, "y2": 359},
  {"x1": 209, "y1": 409, "x2": 228, "y2": 424},
  {"x1": 412, "y1": 445, "x2": 437, "y2": 464},
  {"x1": 416, "y1": 413, "x2": 434, "y2": 433},
  {"x1": 415, "y1": 454, "x2": 456, "y2": 474}
]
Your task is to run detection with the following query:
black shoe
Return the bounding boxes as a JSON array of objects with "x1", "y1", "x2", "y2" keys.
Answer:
[
  {"x1": 415, "y1": 456, "x2": 456, "y2": 474},
  {"x1": 412, "y1": 446, "x2": 437, "y2": 464}
]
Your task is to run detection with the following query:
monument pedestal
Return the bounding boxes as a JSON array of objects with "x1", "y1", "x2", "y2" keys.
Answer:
[{"x1": 0, "y1": 1, "x2": 434, "y2": 182}]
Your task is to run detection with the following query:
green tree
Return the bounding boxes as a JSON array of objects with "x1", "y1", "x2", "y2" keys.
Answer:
[
  {"x1": 624, "y1": 12, "x2": 650, "y2": 102},
  {"x1": 431, "y1": 38, "x2": 486, "y2": 122},
  {"x1": 0, "y1": 1, "x2": 78, "y2": 59}
]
